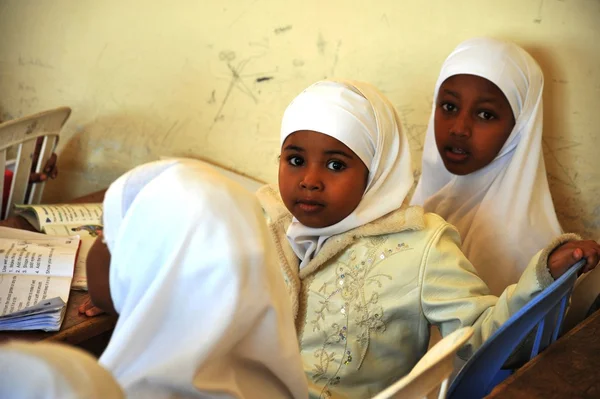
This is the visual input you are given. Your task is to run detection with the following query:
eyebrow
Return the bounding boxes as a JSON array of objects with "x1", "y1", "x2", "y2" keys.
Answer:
[
  {"x1": 441, "y1": 89, "x2": 501, "y2": 106},
  {"x1": 324, "y1": 149, "x2": 354, "y2": 159},
  {"x1": 283, "y1": 145, "x2": 355, "y2": 160},
  {"x1": 282, "y1": 145, "x2": 304, "y2": 152},
  {"x1": 476, "y1": 97, "x2": 501, "y2": 106},
  {"x1": 442, "y1": 89, "x2": 460, "y2": 99}
]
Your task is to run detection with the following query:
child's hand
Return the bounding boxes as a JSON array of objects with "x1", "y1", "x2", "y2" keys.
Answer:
[
  {"x1": 548, "y1": 240, "x2": 600, "y2": 279},
  {"x1": 78, "y1": 296, "x2": 106, "y2": 317},
  {"x1": 29, "y1": 153, "x2": 58, "y2": 183}
]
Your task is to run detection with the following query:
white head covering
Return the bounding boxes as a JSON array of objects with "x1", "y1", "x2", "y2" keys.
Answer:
[
  {"x1": 281, "y1": 80, "x2": 414, "y2": 269},
  {"x1": 99, "y1": 159, "x2": 307, "y2": 399},
  {"x1": 0, "y1": 341, "x2": 124, "y2": 399},
  {"x1": 411, "y1": 37, "x2": 563, "y2": 295}
]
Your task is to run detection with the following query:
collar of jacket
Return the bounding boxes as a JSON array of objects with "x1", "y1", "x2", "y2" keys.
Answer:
[{"x1": 257, "y1": 184, "x2": 426, "y2": 320}]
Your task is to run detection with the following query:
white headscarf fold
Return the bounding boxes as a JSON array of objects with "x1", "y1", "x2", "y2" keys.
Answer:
[
  {"x1": 0, "y1": 341, "x2": 124, "y2": 399},
  {"x1": 99, "y1": 160, "x2": 307, "y2": 399},
  {"x1": 411, "y1": 37, "x2": 562, "y2": 295},
  {"x1": 281, "y1": 80, "x2": 414, "y2": 269}
]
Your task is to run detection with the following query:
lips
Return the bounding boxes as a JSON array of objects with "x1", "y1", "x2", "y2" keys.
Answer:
[
  {"x1": 443, "y1": 146, "x2": 470, "y2": 163},
  {"x1": 295, "y1": 199, "x2": 325, "y2": 213}
]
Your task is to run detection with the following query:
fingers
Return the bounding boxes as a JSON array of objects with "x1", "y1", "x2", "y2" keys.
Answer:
[
  {"x1": 578, "y1": 241, "x2": 600, "y2": 273},
  {"x1": 78, "y1": 298, "x2": 105, "y2": 317},
  {"x1": 548, "y1": 241, "x2": 600, "y2": 279},
  {"x1": 42, "y1": 154, "x2": 58, "y2": 179},
  {"x1": 29, "y1": 172, "x2": 47, "y2": 183},
  {"x1": 78, "y1": 297, "x2": 94, "y2": 314},
  {"x1": 85, "y1": 306, "x2": 105, "y2": 317},
  {"x1": 29, "y1": 154, "x2": 58, "y2": 183},
  {"x1": 44, "y1": 153, "x2": 57, "y2": 171},
  {"x1": 583, "y1": 251, "x2": 599, "y2": 273}
]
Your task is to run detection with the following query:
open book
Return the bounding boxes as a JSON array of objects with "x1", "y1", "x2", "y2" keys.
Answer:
[
  {"x1": 0, "y1": 227, "x2": 80, "y2": 331},
  {"x1": 14, "y1": 204, "x2": 102, "y2": 290}
]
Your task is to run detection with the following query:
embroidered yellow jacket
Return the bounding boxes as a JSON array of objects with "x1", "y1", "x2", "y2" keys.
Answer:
[{"x1": 257, "y1": 184, "x2": 576, "y2": 399}]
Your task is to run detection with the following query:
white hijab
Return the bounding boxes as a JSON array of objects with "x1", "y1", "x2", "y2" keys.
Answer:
[
  {"x1": 0, "y1": 341, "x2": 124, "y2": 399},
  {"x1": 99, "y1": 159, "x2": 307, "y2": 399},
  {"x1": 411, "y1": 37, "x2": 563, "y2": 295},
  {"x1": 282, "y1": 80, "x2": 414, "y2": 268}
]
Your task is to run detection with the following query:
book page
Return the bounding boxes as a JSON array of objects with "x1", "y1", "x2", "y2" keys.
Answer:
[
  {"x1": 0, "y1": 236, "x2": 80, "y2": 278},
  {"x1": 44, "y1": 224, "x2": 102, "y2": 290},
  {"x1": 0, "y1": 297, "x2": 64, "y2": 321},
  {"x1": 15, "y1": 204, "x2": 102, "y2": 231},
  {"x1": 0, "y1": 228, "x2": 79, "y2": 319},
  {"x1": 0, "y1": 275, "x2": 71, "y2": 316}
]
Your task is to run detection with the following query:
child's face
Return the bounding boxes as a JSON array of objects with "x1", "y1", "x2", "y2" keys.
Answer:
[
  {"x1": 434, "y1": 74, "x2": 516, "y2": 175},
  {"x1": 278, "y1": 130, "x2": 369, "y2": 228}
]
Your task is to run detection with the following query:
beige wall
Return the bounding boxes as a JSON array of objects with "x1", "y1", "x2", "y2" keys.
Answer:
[{"x1": 0, "y1": 0, "x2": 598, "y2": 238}]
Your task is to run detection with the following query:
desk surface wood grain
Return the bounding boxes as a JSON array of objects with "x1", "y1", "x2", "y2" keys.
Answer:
[{"x1": 487, "y1": 309, "x2": 600, "y2": 398}]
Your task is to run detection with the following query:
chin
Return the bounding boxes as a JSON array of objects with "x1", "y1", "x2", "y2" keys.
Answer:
[
  {"x1": 442, "y1": 161, "x2": 473, "y2": 176},
  {"x1": 296, "y1": 218, "x2": 328, "y2": 228}
]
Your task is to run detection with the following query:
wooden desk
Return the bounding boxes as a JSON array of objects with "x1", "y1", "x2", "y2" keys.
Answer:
[
  {"x1": 487, "y1": 310, "x2": 600, "y2": 398},
  {"x1": 0, "y1": 291, "x2": 116, "y2": 345},
  {"x1": 0, "y1": 189, "x2": 117, "y2": 352}
]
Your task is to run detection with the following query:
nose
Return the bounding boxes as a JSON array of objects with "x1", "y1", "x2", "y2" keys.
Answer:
[
  {"x1": 299, "y1": 165, "x2": 323, "y2": 191},
  {"x1": 449, "y1": 111, "x2": 472, "y2": 139}
]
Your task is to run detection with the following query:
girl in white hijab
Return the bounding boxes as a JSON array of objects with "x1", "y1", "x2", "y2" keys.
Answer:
[
  {"x1": 92, "y1": 159, "x2": 307, "y2": 399},
  {"x1": 280, "y1": 80, "x2": 414, "y2": 269},
  {"x1": 256, "y1": 79, "x2": 599, "y2": 398},
  {"x1": 411, "y1": 37, "x2": 564, "y2": 296}
]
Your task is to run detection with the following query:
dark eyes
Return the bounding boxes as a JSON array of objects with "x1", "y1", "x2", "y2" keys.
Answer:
[
  {"x1": 441, "y1": 103, "x2": 457, "y2": 113},
  {"x1": 326, "y1": 160, "x2": 346, "y2": 171},
  {"x1": 287, "y1": 156, "x2": 304, "y2": 166},
  {"x1": 477, "y1": 111, "x2": 495, "y2": 120},
  {"x1": 285, "y1": 156, "x2": 346, "y2": 171},
  {"x1": 440, "y1": 103, "x2": 497, "y2": 121}
]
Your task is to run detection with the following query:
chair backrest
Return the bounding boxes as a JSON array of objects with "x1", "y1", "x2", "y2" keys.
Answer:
[
  {"x1": 448, "y1": 260, "x2": 586, "y2": 399},
  {"x1": 372, "y1": 327, "x2": 474, "y2": 399},
  {"x1": 0, "y1": 107, "x2": 71, "y2": 219}
]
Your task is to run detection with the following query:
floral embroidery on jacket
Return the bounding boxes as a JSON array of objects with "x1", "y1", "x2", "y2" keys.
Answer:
[{"x1": 308, "y1": 238, "x2": 412, "y2": 398}]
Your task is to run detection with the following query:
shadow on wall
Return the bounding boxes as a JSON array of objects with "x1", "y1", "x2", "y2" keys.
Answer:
[
  {"x1": 42, "y1": 110, "x2": 174, "y2": 203},
  {"x1": 526, "y1": 44, "x2": 593, "y2": 237}
]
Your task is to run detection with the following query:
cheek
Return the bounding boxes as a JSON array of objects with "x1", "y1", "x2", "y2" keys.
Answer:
[
  {"x1": 478, "y1": 127, "x2": 511, "y2": 161},
  {"x1": 278, "y1": 164, "x2": 289, "y2": 187},
  {"x1": 333, "y1": 173, "x2": 367, "y2": 211},
  {"x1": 349, "y1": 188, "x2": 366, "y2": 209},
  {"x1": 277, "y1": 166, "x2": 295, "y2": 207},
  {"x1": 433, "y1": 113, "x2": 448, "y2": 145}
]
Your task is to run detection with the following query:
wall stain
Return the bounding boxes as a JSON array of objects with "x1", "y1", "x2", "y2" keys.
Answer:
[{"x1": 274, "y1": 25, "x2": 292, "y2": 34}]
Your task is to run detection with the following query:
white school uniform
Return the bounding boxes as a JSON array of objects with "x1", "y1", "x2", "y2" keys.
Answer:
[
  {"x1": 0, "y1": 341, "x2": 124, "y2": 399},
  {"x1": 99, "y1": 159, "x2": 307, "y2": 399}
]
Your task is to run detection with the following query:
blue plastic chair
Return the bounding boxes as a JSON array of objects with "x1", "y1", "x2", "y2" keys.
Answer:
[{"x1": 448, "y1": 259, "x2": 586, "y2": 399}]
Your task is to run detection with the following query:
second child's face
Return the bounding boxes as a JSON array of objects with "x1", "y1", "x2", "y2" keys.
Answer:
[
  {"x1": 434, "y1": 74, "x2": 516, "y2": 175},
  {"x1": 278, "y1": 130, "x2": 369, "y2": 228}
]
